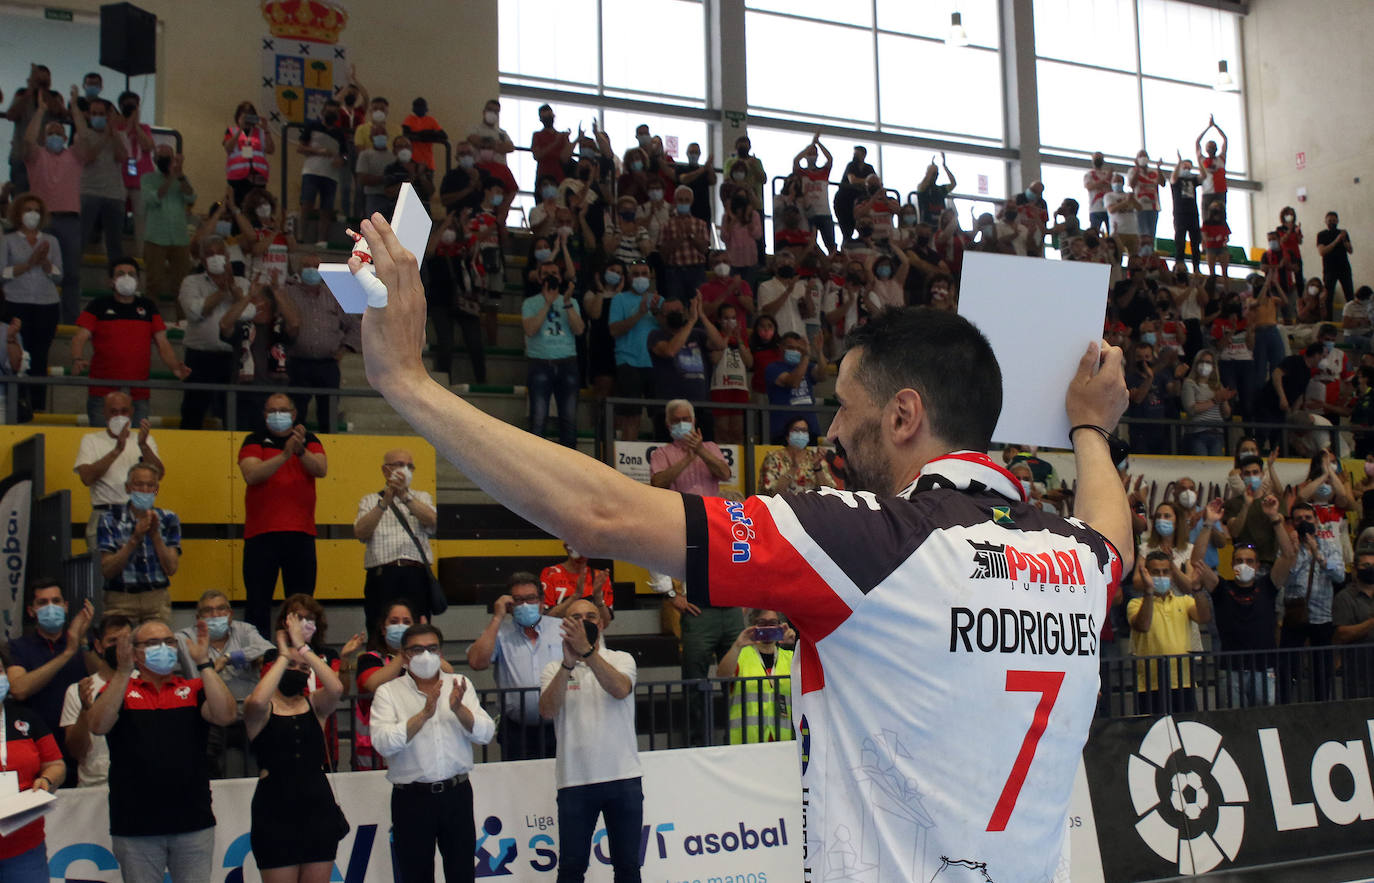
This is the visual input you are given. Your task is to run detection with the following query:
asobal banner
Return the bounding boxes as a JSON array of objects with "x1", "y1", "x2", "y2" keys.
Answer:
[
  {"x1": 42, "y1": 743, "x2": 801, "y2": 881},
  {"x1": 0, "y1": 473, "x2": 32, "y2": 641},
  {"x1": 1084, "y1": 699, "x2": 1374, "y2": 878}
]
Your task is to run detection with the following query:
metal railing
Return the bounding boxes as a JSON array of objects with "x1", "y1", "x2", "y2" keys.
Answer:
[{"x1": 1118, "y1": 414, "x2": 1357, "y2": 459}]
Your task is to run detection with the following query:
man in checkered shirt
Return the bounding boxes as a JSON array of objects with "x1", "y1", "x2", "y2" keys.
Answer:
[{"x1": 354, "y1": 448, "x2": 438, "y2": 638}]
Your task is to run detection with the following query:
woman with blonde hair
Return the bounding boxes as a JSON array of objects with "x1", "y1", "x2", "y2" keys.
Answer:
[{"x1": 1180, "y1": 347, "x2": 1232, "y2": 456}]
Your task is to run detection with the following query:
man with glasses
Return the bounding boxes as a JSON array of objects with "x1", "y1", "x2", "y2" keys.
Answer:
[
  {"x1": 354, "y1": 448, "x2": 438, "y2": 639},
  {"x1": 97, "y1": 462, "x2": 180, "y2": 622},
  {"x1": 371, "y1": 624, "x2": 493, "y2": 883},
  {"x1": 87, "y1": 618, "x2": 237, "y2": 883},
  {"x1": 538, "y1": 598, "x2": 640, "y2": 882},
  {"x1": 467, "y1": 572, "x2": 564, "y2": 761},
  {"x1": 175, "y1": 589, "x2": 273, "y2": 778}
]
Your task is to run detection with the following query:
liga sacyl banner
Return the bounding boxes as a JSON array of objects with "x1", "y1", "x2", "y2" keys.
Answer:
[
  {"x1": 43, "y1": 743, "x2": 801, "y2": 882},
  {"x1": 1084, "y1": 698, "x2": 1374, "y2": 879}
]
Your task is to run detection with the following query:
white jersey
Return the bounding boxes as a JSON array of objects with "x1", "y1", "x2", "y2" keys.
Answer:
[{"x1": 685, "y1": 452, "x2": 1121, "y2": 882}]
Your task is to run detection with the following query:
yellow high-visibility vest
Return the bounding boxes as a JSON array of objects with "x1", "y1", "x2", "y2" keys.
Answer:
[{"x1": 728, "y1": 645, "x2": 794, "y2": 744}]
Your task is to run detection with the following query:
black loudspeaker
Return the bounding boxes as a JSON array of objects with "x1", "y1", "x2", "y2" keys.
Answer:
[{"x1": 100, "y1": 2, "x2": 157, "y2": 77}]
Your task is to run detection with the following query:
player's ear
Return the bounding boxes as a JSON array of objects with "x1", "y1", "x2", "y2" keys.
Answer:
[{"x1": 888, "y1": 388, "x2": 924, "y2": 446}]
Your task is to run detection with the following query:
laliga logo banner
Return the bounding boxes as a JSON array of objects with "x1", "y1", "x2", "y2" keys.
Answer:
[
  {"x1": 0, "y1": 473, "x2": 32, "y2": 641},
  {"x1": 43, "y1": 743, "x2": 801, "y2": 881},
  {"x1": 1083, "y1": 698, "x2": 1374, "y2": 878}
]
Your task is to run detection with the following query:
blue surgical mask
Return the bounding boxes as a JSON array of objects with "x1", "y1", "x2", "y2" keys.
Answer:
[
  {"x1": 0, "y1": 674, "x2": 8, "y2": 704},
  {"x1": 541, "y1": 185, "x2": 558, "y2": 200},
  {"x1": 788, "y1": 430, "x2": 810, "y2": 450},
  {"x1": 129, "y1": 490, "x2": 157, "y2": 511},
  {"x1": 85, "y1": 85, "x2": 101, "y2": 99},
  {"x1": 1140, "y1": 332, "x2": 1157, "y2": 346},
  {"x1": 265, "y1": 411, "x2": 294, "y2": 433},
  {"x1": 1324, "y1": 340, "x2": 1335, "y2": 353},
  {"x1": 490, "y1": 193, "x2": 504, "y2": 207},
  {"x1": 301, "y1": 268, "x2": 323, "y2": 285},
  {"x1": 1244, "y1": 475, "x2": 1262, "y2": 492},
  {"x1": 35, "y1": 604, "x2": 66, "y2": 632},
  {"x1": 783, "y1": 348, "x2": 803, "y2": 366},
  {"x1": 91, "y1": 115, "x2": 107, "y2": 131},
  {"x1": 603, "y1": 270, "x2": 622, "y2": 286},
  {"x1": 630, "y1": 277, "x2": 651, "y2": 294},
  {"x1": 45, "y1": 134, "x2": 65, "y2": 153},
  {"x1": 372, "y1": 135, "x2": 388, "y2": 150},
  {"x1": 1025, "y1": 188, "x2": 1036, "y2": 200},
  {"x1": 631, "y1": 161, "x2": 644, "y2": 172},
  {"x1": 676, "y1": 203, "x2": 691, "y2": 215},
  {"x1": 1152, "y1": 576, "x2": 1171, "y2": 595},
  {"x1": 875, "y1": 265, "x2": 892, "y2": 280},
  {"x1": 1316, "y1": 483, "x2": 1333, "y2": 501},
  {"x1": 206, "y1": 616, "x2": 230, "y2": 640},
  {"x1": 513, "y1": 603, "x2": 541, "y2": 628},
  {"x1": 534, "y1": 248, "x2": 553, "y2": 262},
  {"x1": 669, "y1": 420, "x2": 694, "y2": 441},
  {"x1": 1154, "y1": 518, "x2": 1174, "y2": 537},
  {"x1": 142, "y1": 644, "x2": 179, "y2": 675},
  {"x1": 385, "y1": 623, "x2": 409, "y2": 649}
]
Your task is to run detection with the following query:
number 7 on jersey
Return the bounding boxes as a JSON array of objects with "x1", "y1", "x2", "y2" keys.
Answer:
[{"x1": 987, "y1": 670, "x2": 1065, "y2": 832}]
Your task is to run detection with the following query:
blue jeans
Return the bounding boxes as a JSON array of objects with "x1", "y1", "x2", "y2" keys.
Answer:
[
  {"x1": 556, "y1": 777, "x2": 643, "y2": 882},
  {"x1": 1184, "y1": 429, "x2": 1224, "y2": 456},
  {"x1": 80, "y1": 194, "x2": 126, "y2": 263},
  {"x1": 0, "y1": 843, "x2": 46, "y2": 883},
  {"x1": 1137, "y1": 209, "x2": 1159, "y2": 243},
  {"x1": 661, "y1": 264, "x2": 705, "y2": 304},
  {"x1": 46, "y1": 213, "x2": 84, "y2": 323},
  {"x1": 1252, "y1": 325, "x2": 1286, "y2": 396},
  {"x1": 528, "y1": 357, "x2": 580, "y2": 448}
]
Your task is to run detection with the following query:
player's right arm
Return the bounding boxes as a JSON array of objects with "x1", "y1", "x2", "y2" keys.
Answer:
[{"x1": 1066, "y1": 341, "x2": 1134, "y2": 574}]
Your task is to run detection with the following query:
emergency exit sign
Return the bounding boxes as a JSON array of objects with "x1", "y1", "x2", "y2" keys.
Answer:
[{"x1": 44, "y1": 7, "x2": 74, "y2": 21}]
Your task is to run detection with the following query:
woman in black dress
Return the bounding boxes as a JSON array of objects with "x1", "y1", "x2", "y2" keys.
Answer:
[{"x1": 244, "y1": 612, "x2": 347, "y2": 882}]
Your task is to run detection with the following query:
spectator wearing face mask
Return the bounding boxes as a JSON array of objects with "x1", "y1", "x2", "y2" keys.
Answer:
[
  {"x1": 1180, "y1": 349, "x2": 1232, "y2": 455},
  {"x1": 1333, "y1": 545, "x2": 1374, "y2": 698},
  {"x1": 60, "y1": 613, "x2": 134, "y2": 788},
  {"x1": 98, "y1": 463, "x2": 180, "y2": 623},
  {"x1": 1104, "y1": 173, "x2": 1141, "y2": 256},
  {"x1": 177, "y1": 237, "x2": 246, "y2": 429},
  {"x1": 1135, "y1": 501, "x2": 1199, "y2": 597},
  {"x1": 382, "y1": 135, "x2": 437, "y2": 218},
  {"x1": 296, "y1": 99, "x2": 349, "y2": 248},
  {"x1": 766, "y1": 331, "x2": 826, "y2": 444},
  {"x1": 1082, "y1": 152, "x2": 1112, "y2": 236},
  {"x1": 112, "y1": 92, "x2": 154, "y2": 253},
  {"x1": 243, "y1": 616, "x2": 348, "y2": 880},
  {"x1": 1319, "y1": 211, "x2": 1356, "y2": 309},
  {"x1": 74, "y1": 391, "x2": 163, "y2": 550},
  {"x1": 353, "y1": 97, "x2": 396, "y2": 152},
  {"x1": 759, "y1": 418, "x2": 836, "y2": 494},
  {"x1": 140, "y1": 146, "x2": 195, "y2": 299},
  {"x1": 6, "y1": 64, "x2": 68, "y2": 194},
  {"x1": 608, "y1": 262, "x2": 661, "y2": 440},
  {"x1": 88, "y1": 618, "x2": 238, "y2": 883},
  {"x1": 467, "y1": 574, "x2": 564, "y2": 761},
  {"x1": 1128, "y1": 550, "x2": 1212, "y2": 714},
  {"x1": 531, "y1": 103, "x2": 572, "y2": 183},
  {"x1": 1127, "y1": 150, "x2": 1163, "y2": 251},
  {"x1": 77, "y1": 98, "x2": 129, "y2": 265},
  {"x1": 439, "y1": 142, "x2": 487, "y2": 218},
  {"x1": 282, "y1": 253, "x2": 359, "y2": 432},
  {"x1": 223, "y1": 101, "x2": 274, "y2": 208},
  {"x1": 1226, "y1": 455, "x2": 1283, "y2": 567},
  {"x1": 675, "y1": 142, "x2": 715, "y2": 223},
  {"x1": 466, "y1": 98, "x2": 511, "y2": 169},
  {"x1": 1200, "y1": 202, "x2": 1231, "y2": 278},
  {"x1": 657, "y1": 186, "x2": 712, "y2": 304},
  {"x1": 707, "y1": 302, "x2": 752, "y2": 445},
  {"x1": 698, "y1": 251, "x2": 756, "y2": 324},
  {"x1": 1170, "y1": 153, "x2": 1203, "y2": 275},
  {"x1": 397, "y1": 97, "x2": 445, "y2": 173},
  {"x1": 720, "y1": 191, "x2": 762, "y2": 286},
  {"x1": 175, "y1": 590, "x2": 272, "y2": 779},
  {"x1": 238, "y1": 394, "x2": 327, "y2": 636},
  {"x1": 355, "y1": 121, "x2": 394, "y2": 218},
  {"x1": 523, "y1": 262, "x2": 585, "y2": 448},
  {"x1": 853, "y1": 174, "x2": 897, "y2": 244},
  {"x1": 355, "y1": 447, "x2": 439, "y2": 640},
  {"x1": 1343, "y1": 285, "x2": 1374, "y2": 352},
  {"x1": 71, "y1": 259, "x2": 190, "y2": 428},
  {"x1": 1276, "y1": 206, "x2": 1305, "y2": 289},
  {"x1": 23, "y1": 85, "x2": 94, "y2": 323},
  {"x1": 353, "y1": 600, "x2": 421, "y2": 771},
  {"x1": 1279, "y1": 502, "x2": 1345, "y2": 703},
  {"x1": 1, "y1": 192, "x2": 61, "y2": 412}
]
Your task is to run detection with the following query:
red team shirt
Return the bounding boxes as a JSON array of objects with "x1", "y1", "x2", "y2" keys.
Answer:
[
  {"x1": 540, "y1": 562, "x2": 615, "y2": 609},
  {"x1": 76, "y1": 295, "x2": 166, "y2": 400},
  {"x1": 683, "y1": 453, "x2": 1120, "y2": 882}
]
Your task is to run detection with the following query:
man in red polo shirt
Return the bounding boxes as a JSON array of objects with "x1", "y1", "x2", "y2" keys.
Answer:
[
  {"x1": 87, "y1": 618, "x2": 236, "y2": 883},
  {"x1": 71, "y1": 258, "x2": 189, "y2": 427},
  {"x1": 237, "y1": 393, "x2": 328, "y2": 636},
  {"x1": 0, "y1": 647, "x2": 66, "y2": 875}
]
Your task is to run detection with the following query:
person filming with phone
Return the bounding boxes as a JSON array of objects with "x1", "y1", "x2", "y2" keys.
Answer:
[
  {"x1": 539, "y1": 599, "x2": 640, "y2": 883},
  {"x1": 718, "y1": 609, "x2": 795, "y2": 744}
]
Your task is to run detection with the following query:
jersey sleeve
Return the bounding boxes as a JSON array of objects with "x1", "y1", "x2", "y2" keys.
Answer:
[{"x1": 683, "y1": 490, "x2": 923, "y2": 641}]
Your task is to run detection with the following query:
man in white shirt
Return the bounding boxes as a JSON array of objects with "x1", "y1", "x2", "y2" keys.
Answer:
[
  {"x1": 60, "y1": 613, "x2": 133, "y2": 787},
  {"x1": 73, "y1": 391, "x2": 164, "y2": 553},
  {"x1": 354, "y1": 448, "x2": 439, "y2": 638},
  {"x1": 176, "y1": 252, "x2": 246, "y2": 429},
  {"x1": 755, "y1": 251, "x2": 809, "y2": 339},
  {"x1": 371, "y1": 624, "x2": 494, "y2": 883},
  {"x1": 539, "y1": 599, "x2": 641, "y2": 882}
]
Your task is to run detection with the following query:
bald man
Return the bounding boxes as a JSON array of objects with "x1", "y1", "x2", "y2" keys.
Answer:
[{"x1": 355, "y1": 448, "x2": 438, "y2": 639}]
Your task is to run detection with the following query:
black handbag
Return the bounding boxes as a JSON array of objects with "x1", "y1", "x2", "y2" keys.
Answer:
[{"x1": 389, "y1": 500, "x2": 447, "y2": 615}]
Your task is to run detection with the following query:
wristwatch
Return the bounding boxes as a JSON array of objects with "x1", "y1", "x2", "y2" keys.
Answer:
[{"x1": 665, "y1": 587, "x2": 677, "y2": 599}]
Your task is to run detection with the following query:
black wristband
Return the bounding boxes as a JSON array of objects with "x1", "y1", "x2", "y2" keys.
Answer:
[
  {"x1": 196, "y1": 661, "x2": 213, "y2": 671},
  {"x1": 580, "y1": 647, "x2": 594, "y2": 658},
  {"x1": 1069, "y1": 424, "x2": 1131, "y2": 464},
  {"x1": 561, "y1": 661, "x2": 576, "y2": 672}
]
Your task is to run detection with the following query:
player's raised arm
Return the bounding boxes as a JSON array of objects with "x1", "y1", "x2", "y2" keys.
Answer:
[
  {"x1": 355, "y1": 215, "x2": 688, "y2": 578},
  {"x1": 1066, "y1": 340, "x2": 1134, "y2": 571}
]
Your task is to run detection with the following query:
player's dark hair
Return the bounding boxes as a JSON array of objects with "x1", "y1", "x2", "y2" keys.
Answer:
[
  {"x1": 1145, "y1": 550, "x2": 1171, "y2": 567},
  {"x1": 401, "y1": 623, "x2": 443, "y2": 646},
  {"x1": 1236, "y1": 455, "x2": 1264, "y2": 472},
  {"x1": 844, "y1": 307, "x2": 1002, "y2": 452}
]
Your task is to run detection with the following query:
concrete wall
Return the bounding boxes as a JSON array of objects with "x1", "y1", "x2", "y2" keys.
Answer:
[
  {"x1": 1243, "y1": 0, "x2": 1373, "y2": 286},
  {"x1": 9, "y1": 0, "x2": 498, "y2": 211}
]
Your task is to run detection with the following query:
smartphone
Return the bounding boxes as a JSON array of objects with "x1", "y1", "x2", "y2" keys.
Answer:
[
  {"x1": 752, "y1": 625, "x2": 786, "y2": 643},
  {"x1": 583, "y1": 620, "x2": 600, "y2": 646}
]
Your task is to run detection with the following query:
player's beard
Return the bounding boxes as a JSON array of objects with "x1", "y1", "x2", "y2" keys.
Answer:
[{"x1": 842, "y1": 415, "x2": 892, "y2": 494}]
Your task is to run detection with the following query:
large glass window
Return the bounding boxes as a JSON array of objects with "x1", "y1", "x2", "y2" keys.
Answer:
[
  {"x1": 876, "y1": 0, "x2": 1001, "y2": 48},
  {"x1": 601, "y1": 0, "x2": 706, "y2": 103},
  {"x1": 744, "y1": 12, "x2": 876, "y2": 125},
  {"x1": 498, "y1": 0, "x2": 600, "y2": 90},
  {"x1": 876, "y1": 37, "x2": 1002, "y2": 143},
  {"x1": 1036, "y1": 61, "x2": 1141, "y2": 156},
  {"x1": 1033, "y1": 0, "x2": 1137, "y2": 72}
]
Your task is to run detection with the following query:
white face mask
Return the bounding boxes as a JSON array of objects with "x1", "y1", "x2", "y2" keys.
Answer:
[
  {"x1": 1197, "y1": 362, "x2": 1213, "y2": 379},
  {"x1": 1178, "y1": 489, "x2": 1197, "y2": 509},
  {"x1": 205, "y1": 255, "x2": 228, "y2": 276},
  {"x1": 390, "y1": 465, "x2": 414, "y2": 488},
  {"x1": 21, "y1": 211, "x2": 41, "y2": 230},
  {"x1": 371, "y1": 110, "x2": 386, "y2": 123},
  {"x1": 239, "y1": 303, "x2": 258, "y2": 322},
  {"x1": 397, "y1": 148, "x2": 413, "y2": 163},
  {"x1": 714, "y1": 262, "x2": 731, "y2": 278},
  {"x1": 107, "y1": 415, "x2": 131, "y2": 436},
  {"x1": 255, "y1": 203, "x2": 272, "y2": 219},
  {"x1": 407, "y1": 649, "x2": 441, "y2": 679},
  {"x1": 114, "y1": 275, "x2": 138, "y2": 297},
  {"x1": 483, "y1": 110, "x2": 498, "y2": 125},
  {"x1": 440, "y1": 229, "x2": 457, "y2": 244},
  {"x1": 1233, "y1": 563, "x2": 1255, "y2": 584}
]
